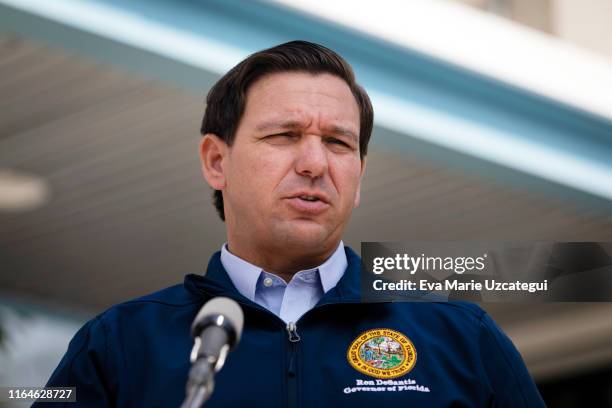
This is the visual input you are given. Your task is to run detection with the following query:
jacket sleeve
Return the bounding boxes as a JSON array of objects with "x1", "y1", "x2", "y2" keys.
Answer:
[
  {"x1": 478, "y1": 312, "x2": 546, "y2": 407},
  {"x1": 32, "y1": 315, "x2": 114, "y2": 407}
]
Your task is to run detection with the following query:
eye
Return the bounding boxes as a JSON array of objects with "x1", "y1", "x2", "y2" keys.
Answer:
[
  {"x1": 327, "y1": 138, "x2": 351, "y2": 148},
  {"x1": 263, "y1": 132, "x2": 297, "y2": 145},
  {"x1": 269, "y1": 132, "x2": 295, "y2": 138}
]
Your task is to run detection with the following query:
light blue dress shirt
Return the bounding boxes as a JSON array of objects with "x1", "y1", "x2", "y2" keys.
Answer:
[{"x1": 220, "y1": 241, "x2": 347, "y2": 323}]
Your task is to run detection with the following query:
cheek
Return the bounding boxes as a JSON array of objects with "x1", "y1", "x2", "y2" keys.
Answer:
[
  {"x1": 331, "y1": 159, "x2": 362, "y2": 204},
  {"x1": 233, "y1": 148, "x2": 289, "y2": 198}
]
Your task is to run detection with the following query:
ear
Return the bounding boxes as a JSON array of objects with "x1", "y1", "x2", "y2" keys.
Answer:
[
  {"x1": 353, "y1": 156, "x2": 367, "y2": 208},
  {"x1": 199, "y1": 133, "x2": 228, "y2": 190}
]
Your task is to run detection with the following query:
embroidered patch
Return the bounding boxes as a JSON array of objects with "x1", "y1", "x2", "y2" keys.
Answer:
[{"x1": 347, "y1": 328, "x2": 417, "y2": 379}]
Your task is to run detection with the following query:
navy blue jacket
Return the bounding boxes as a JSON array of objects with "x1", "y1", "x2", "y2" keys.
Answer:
[{"x1": 37, "y1": 247, "x2": 545, "y2": 407}]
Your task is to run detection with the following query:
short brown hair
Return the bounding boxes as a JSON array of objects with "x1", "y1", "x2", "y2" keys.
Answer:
[{"x1": 201, "y1": 40, "x2": 373, "y2": 221}]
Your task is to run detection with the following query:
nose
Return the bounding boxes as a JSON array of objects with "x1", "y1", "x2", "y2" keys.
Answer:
[{"x1": 295, "y1": 135, "x2": 328, "y2": 179}]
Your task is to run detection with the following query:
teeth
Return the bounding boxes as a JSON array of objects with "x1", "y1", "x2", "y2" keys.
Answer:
[{"x1": 299, "y1": 195, "x2": 318, "y2": 201}]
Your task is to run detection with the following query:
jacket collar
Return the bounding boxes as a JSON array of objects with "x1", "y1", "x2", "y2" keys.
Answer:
[
  {"x1": 220, "y1": 241, "x2": 347, "y2": 302},
  {"x1": 184, "y1": 246, "x2": 362, "y2": 306}
]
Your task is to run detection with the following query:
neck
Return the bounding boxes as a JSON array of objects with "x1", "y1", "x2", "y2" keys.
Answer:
[{"x1": 226, "y1": 238, "x2": 340, "y2": 283}]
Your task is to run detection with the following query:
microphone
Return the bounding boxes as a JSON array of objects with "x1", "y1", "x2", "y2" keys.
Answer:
[{"x1": 181, "y1": 297, "x2": 244, "y2": 408}]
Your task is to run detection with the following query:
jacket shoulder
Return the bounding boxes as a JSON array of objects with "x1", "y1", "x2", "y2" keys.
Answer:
[
  {"x1": 391, "y1": 300, "x2": 488, "y2": 328},
  {"x1": 395, "y1": 299, "x2": 486, "y2": 317},
  {"x1": 100, "y1": 280, "x2": 203, "y2": 323},
  {"x1": 432, "y1": 300, "x2": 487, "y2": 320},
  {"x1": 121, "y1": 281, "x2": 201, "y2": 307}
]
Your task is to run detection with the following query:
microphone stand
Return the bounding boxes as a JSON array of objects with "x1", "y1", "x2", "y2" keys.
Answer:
[
  {"x1": 181, "y1": 359, "x2": 214, "y2": 408},
  {"x1": 181, "y1": 332, "x2": 231, "y2": 408}
]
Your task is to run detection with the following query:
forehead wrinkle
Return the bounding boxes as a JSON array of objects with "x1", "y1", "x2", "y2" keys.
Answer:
[
  {"x1": 251, "y1": 96, "x2": 358, "y2": 140},
  {"x1": 254, "y1": 118, "x2": 310, "y2": 132}
]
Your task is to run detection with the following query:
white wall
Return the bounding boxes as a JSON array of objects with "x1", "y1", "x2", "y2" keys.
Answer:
[{"x1": 554, "y1": 0, "x2": 612, "y2": 57}]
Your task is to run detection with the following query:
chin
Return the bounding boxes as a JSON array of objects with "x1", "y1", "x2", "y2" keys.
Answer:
[{"x1": 274, "y1": 219, "x2": 331, "y2": 248}]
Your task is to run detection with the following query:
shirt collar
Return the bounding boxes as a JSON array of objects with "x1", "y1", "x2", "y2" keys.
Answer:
[
  {"x1": 220, "y1": 241, "x2": 347, "y2": 301},
  {"x1": 318, "y1": 241, "x2": 347, "y2": 292},
  {"x1": 220, "y1": 243, "x2": 261, "y2": 301}
]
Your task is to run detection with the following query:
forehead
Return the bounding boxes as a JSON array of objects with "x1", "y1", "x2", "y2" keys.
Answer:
[{"x1": 242, "y1": 71, "x2": 360, "y2": 130}]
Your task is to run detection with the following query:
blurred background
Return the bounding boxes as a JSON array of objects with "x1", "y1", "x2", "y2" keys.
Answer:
[{"x1": 1, "y1": 0, "x2": 612, "y2": 406}]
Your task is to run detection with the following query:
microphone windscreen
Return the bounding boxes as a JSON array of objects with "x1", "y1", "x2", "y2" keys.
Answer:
[{"x1": 193, "y1": 297, "x2": 244, "y2": 341}]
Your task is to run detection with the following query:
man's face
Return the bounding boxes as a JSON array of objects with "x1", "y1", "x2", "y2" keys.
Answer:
[{"x1": 220, "y1": 71, "x2": 365, "y2": 252}]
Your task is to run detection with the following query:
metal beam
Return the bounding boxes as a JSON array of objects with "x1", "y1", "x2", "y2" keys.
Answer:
[{"x1": 2, "y1": 0, "x2": 612, "y2": 205}]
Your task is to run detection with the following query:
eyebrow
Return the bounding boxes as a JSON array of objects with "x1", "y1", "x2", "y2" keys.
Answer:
[
  {"x1": 323, "y1": 124, "x2": 358, "y2": 142},
  {"x1": 255, "y1": 120, "x2": 358, "y2": 142},
  {"x1": 255, "y1": 120, "x2": 304, "y2": 132}
]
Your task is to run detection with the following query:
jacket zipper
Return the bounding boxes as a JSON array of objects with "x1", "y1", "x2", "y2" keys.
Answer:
[
  {"x1": 200, "y1": 293, "x2": 368, "y2": 408},
  {"x1": 213, "y1": 298, "x2": 302, "y2": 408},
  {"x1": 286, "y1": 321, "x2": 301, "y2": 408}
]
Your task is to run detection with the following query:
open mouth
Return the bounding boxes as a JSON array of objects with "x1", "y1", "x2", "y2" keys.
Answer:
[
  {"x1": 286, "y1": 195, "x2": 330, "y2": 215},
  {"x1": 298, "y1": 195, "x2": 320, "y2": 202}
]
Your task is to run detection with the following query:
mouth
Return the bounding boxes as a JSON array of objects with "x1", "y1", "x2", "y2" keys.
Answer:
[
  {"x1": 285, "y1": 193, "x2": 331, "y2": 215},
  {"x1": 297, "y1": 195, "x2": 322, "y2": 202},
  {"x1": 289, "y1": 191, "x2": 330, "y2": 204}
]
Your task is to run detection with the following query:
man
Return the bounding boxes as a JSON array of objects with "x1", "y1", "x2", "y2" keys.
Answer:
[{"x1": 38, "y1": 41, "x2": 545, "y2": 407}]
